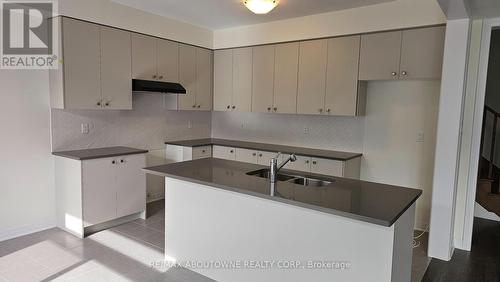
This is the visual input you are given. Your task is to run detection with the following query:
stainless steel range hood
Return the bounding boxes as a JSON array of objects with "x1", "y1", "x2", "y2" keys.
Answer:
[{"x1": 132, "y1": 79, "x2": 186, "y2": 94}]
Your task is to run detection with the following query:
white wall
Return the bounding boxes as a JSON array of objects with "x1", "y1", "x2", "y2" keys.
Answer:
[
  {"x1": 0, "y1": 70, "x2": 55, "y2": 241},
  {"x1": 428, "y1": 19, "x2": 471, "y2": 261},
  {"x1": 361, "y1": 81, "x2": 440, "y2": 231},
  {"x1": 58, "y1": 0, "x2": 213, "y2": 48},
  {"x1": 213, "y1": 0, "x2": 445, "y2": 49}
]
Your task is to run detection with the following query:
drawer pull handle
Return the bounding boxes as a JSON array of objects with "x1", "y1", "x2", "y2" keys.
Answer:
[
  {"x1": 312, "y1": 161, "x2": 317, "y2": 165},
  {"x1": 112, "y1": 160, "x2": 116, "y2": 164}
]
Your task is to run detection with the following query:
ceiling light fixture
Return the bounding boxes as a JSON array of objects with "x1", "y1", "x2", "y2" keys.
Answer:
[{"x1": 244, "y1": 0, "x2": 279, "y2": 14}]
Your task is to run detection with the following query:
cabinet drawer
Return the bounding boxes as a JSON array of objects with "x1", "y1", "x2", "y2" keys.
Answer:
[
  {"x1": 235, "y1": 148, "x2": 258, "y2": 164},
  {"x1": 284, "y1": 155, "x2": 311, "y2": 172},
  {"x1": 310, "y1": 158, "x2": 344, "y2": 177},
  {"x1": 213, "y1": 146, "x2": 236, "y2": 160},
  {"x1": 192, "y1": 146, "x2": 212, "y2": 159}
]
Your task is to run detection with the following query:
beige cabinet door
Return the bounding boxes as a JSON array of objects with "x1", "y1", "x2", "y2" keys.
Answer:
[
  {"x1": 212, "y1": 146, "x2": 236, "y2": 160},
  {"x1": 232, "y1": 47, "x2": 253, "y2": 112},
  {"x1": 400, "y1": 26, "x2": 445, "y2": 80},
  {"x1": 284, "y1": 155, "x2": 311, "y2": 172},
  {"x1": 274, "y1": 42, "x2": 299, "y2": 114},
  {"x1": 325, "y1": 35, "x2": 361, "y2": 116},
  {"x1": 62, "y1": 18, "x2": 101, "y2": 109},
  {"x1": 257, "y1": 151, "x2": 278, "y2": 166},
  {"x1": 235, "y1": 148, "x2": 259, "y2": 164},
  {"x1": 297, "y1": 40, "x2": 328, "y2": 115},
  {"x1": 310, "y1": 158, "x2": 344, "y2": 177},
  {"x1": 214, "y1": 49, "x2": 233, "y2": 111},
  {"x1": 359, "y1": 31, "x2": 402, "y2": 80},
  {"x1": 252, "y1": 45, "x2": 275, "y2": 113},
  {"x1": 195, "y1": 48, "x2": 213, "y2": 111},
  {"x1": 100, "y1": 27, "x2": 132, "y2": 110},
  {"x1": 131, "y1": 34, "x2": 157, "y2": 80},
  {"x1": 178, "y1": 44, "x2": 197, "y2": 110},
  {"x1": 116, "y1": 154, "x2": 146, "y2": 218},
  {"x1": 82, "y1": 157, "x2": 117, "y2": 226},
  {"x1": 157, "y1": 39, "x2": 179, "y2": 82}
]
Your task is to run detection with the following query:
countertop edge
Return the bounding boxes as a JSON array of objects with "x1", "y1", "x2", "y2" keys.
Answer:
[
  {"x1": 53, "y1": 149, "x2": 149, "y2": 160},
  {"x1": 143, "y1": 167, "x2": 416, "y2": 227},
  {"x1": 165, "y1": 139, "x2": 362, "y2": 161}
]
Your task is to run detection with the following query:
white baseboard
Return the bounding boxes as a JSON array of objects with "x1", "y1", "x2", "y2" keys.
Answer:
[
  {"x1": 0, "y1": 219, "x2": 56, "y2": 242},
  {"x1": 474, "y1": 202, "x2": 500, "y2": 222}
]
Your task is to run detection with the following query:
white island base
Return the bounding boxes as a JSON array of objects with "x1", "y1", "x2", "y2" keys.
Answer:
[{"x1": 164, "y1": 178, "x2": 416, "y2": 282}]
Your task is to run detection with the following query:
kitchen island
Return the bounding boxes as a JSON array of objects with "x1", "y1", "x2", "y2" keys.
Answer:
[{"x1": 144, "y1": 158, "x2": 421, "y2": 282}]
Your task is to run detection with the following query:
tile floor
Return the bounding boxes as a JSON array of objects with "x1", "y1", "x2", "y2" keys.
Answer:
[{"x1": 0, "y1": 200, "x2": 430, "y2": 282}]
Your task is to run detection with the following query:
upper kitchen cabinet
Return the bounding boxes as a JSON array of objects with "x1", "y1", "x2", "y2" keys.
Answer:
[
  {"x1": 359, "y1": 31, "x2": 402, "y2": 81},
  {"x1": 132, "y1": 34, "x2": 179, "y2": 82},
  {"x1": 273, "y1": 42, "x2": 299, "y2": 114},
  {"x1": 325, "y1": 35, "x2": 365, "y2": 116},
  {"x1": 195, "y1": 48, "x2": 213, "y2": 111},
  {"x1": 399, "y1": 26, "x2": 446, "y2": 80},
  {"x1": 252, "y1": 45, "x2": 275, "y2": 113},
  {"x1": 213, "y1": 48, "x2": 252, "y2": 112},
  {"x1": 131, "y1": 34, "x2": 157, "y2": 80},
  {"x1": 232, "y1": 47, "x2": 253, "y2": 112},
  {"x1": 50, "y1": 17, "x2": 132, "y2": 110},
  {"x1": 297, "y1": 39, "x2": 328, "y2": 115},
  {"x1": 178, "y1": 44, "x2": 197, "y2": 110},
  {"x1": 359, "y1": 26, "x2": 445, "y2": 80},
  {"x1": 214, "y1": 49, "x2": 233, "y2": 111},
  {"x1": 100, "y1": 27, "x2": 132, "y2": 110},
  {"x1": 178, "y1": 45, "x2": 213, "y2": 111}
]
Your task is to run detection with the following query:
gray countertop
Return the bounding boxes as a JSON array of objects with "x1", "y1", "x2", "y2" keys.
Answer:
[
  {"x1": 144, "y1": 158, "x2": 421, "y2": 227},
  {"x1": 52, "y1": 146, "x2": 149, "y2": 160},
  {"x1": 165, "y1": 138, "x2": 362, "y2": 161}
]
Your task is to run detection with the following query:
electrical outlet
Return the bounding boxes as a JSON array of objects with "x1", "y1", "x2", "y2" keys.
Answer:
[
  {"x1": 81, "y1": 123, "x2": 89, "y2": 134},
  {"x1": 416, "y1": 132, "x2": 425, "y2": 142},
  {"x1": 187, "y1": 121, "x2": 193, "y2": 129},
  {"x1": 303, "y1": 127, "x2": 309, "y2": 134}
]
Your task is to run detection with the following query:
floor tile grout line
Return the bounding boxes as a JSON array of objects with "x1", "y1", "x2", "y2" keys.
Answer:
[{"x1": 129, "y1": 220, "x2": 165, "y2": 234}]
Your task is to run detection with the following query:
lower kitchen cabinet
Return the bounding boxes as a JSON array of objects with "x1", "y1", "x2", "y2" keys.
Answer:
[
  {"x1": 212, "y1": 145, "x2": 237, "y2": 160},
  {"x1": 285, "y1": 155, "x2": 361, "y2": 178},
  {"x1": 55, "y1": 153, "x2": 146, "y2": 237},
  {"x1": 166, "y1": 144, "x2": 361, "y2": 179},
  {"x1": 165, "y1": 144, "x2": 212, "y2": 162}
]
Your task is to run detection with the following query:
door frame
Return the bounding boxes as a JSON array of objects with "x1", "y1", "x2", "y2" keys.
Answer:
[{"x1": 462, "y1": 17, "x2": 500, "y2": 250}]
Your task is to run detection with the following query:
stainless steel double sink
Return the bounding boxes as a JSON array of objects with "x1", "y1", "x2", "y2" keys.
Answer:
[{"x1": 246, "y1": 169, "x2": 333, "y2": 187}]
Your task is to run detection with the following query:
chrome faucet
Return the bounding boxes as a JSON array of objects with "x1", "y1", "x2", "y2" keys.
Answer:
[{"x1": 270, "y1": 153, "x2": 297, "y2": 183}]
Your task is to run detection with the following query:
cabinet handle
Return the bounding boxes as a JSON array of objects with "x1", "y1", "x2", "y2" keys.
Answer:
[
  {"x1": 120, "y1": 159, "x2": 124, "y2": 163},
  {"x1": 227, "y1": 105, "x2": 230, "y2": 109},
  {"x1": 326, "y1": 108, "x2": 331, "y2": 113},
  {"x1": 96, "y1": 101, "x2": 101, "y2": 106},
  {"x1": 305, "y1": 160, "x2": 310, "y2": 164},
  {"x1": 267, "y1": 107, "x2": 271, "y2": 112},
  {"x1": 197, "y1": 105, "x2": 201, "y2": 108},
  {"x1": 259, "y1": 153, "x2": 263, "y2": 157},
  {"x1": 273, "y1": 107, "x2": 277, "y2": 112},
  {"x1": 105, "y1": 101, "x2": 110, "y2": 107},
  {"x1": 159, "y1": 75, "x2": 164, "y2": 80},
  {"x1": 192, "y1": 104, "x2": 197, "y2": 108},
  {"x1": 318, "y1": 108, "x2": 323, "y2": 113},
  {"x1": 153, "y1": 75, "x2": 157, "y2": 79},
  {"x1": 112, "y1": 160, "x2": 116, "y2": 164},
  {"x1": 252, "y1": 153, "x2": 257, "y2": 156},
  {"x1": 391, "y1": 72, "x2": 397, "y2": 76},
  {"x1": 232, "y1": 105, "x2": 236, "y2": 110},
  {"x1": 230, "y1": 150, "x2": 234, "y2": 153},
  {"x1": 202, "y1": 150, "x2": 206, "y2": 153},
  {"x1": 401, "y1": 71, "x2": 407, "y2": 76},
  {"x1": 312, "y1": 161, "x2": 317, "y2": 165}
]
